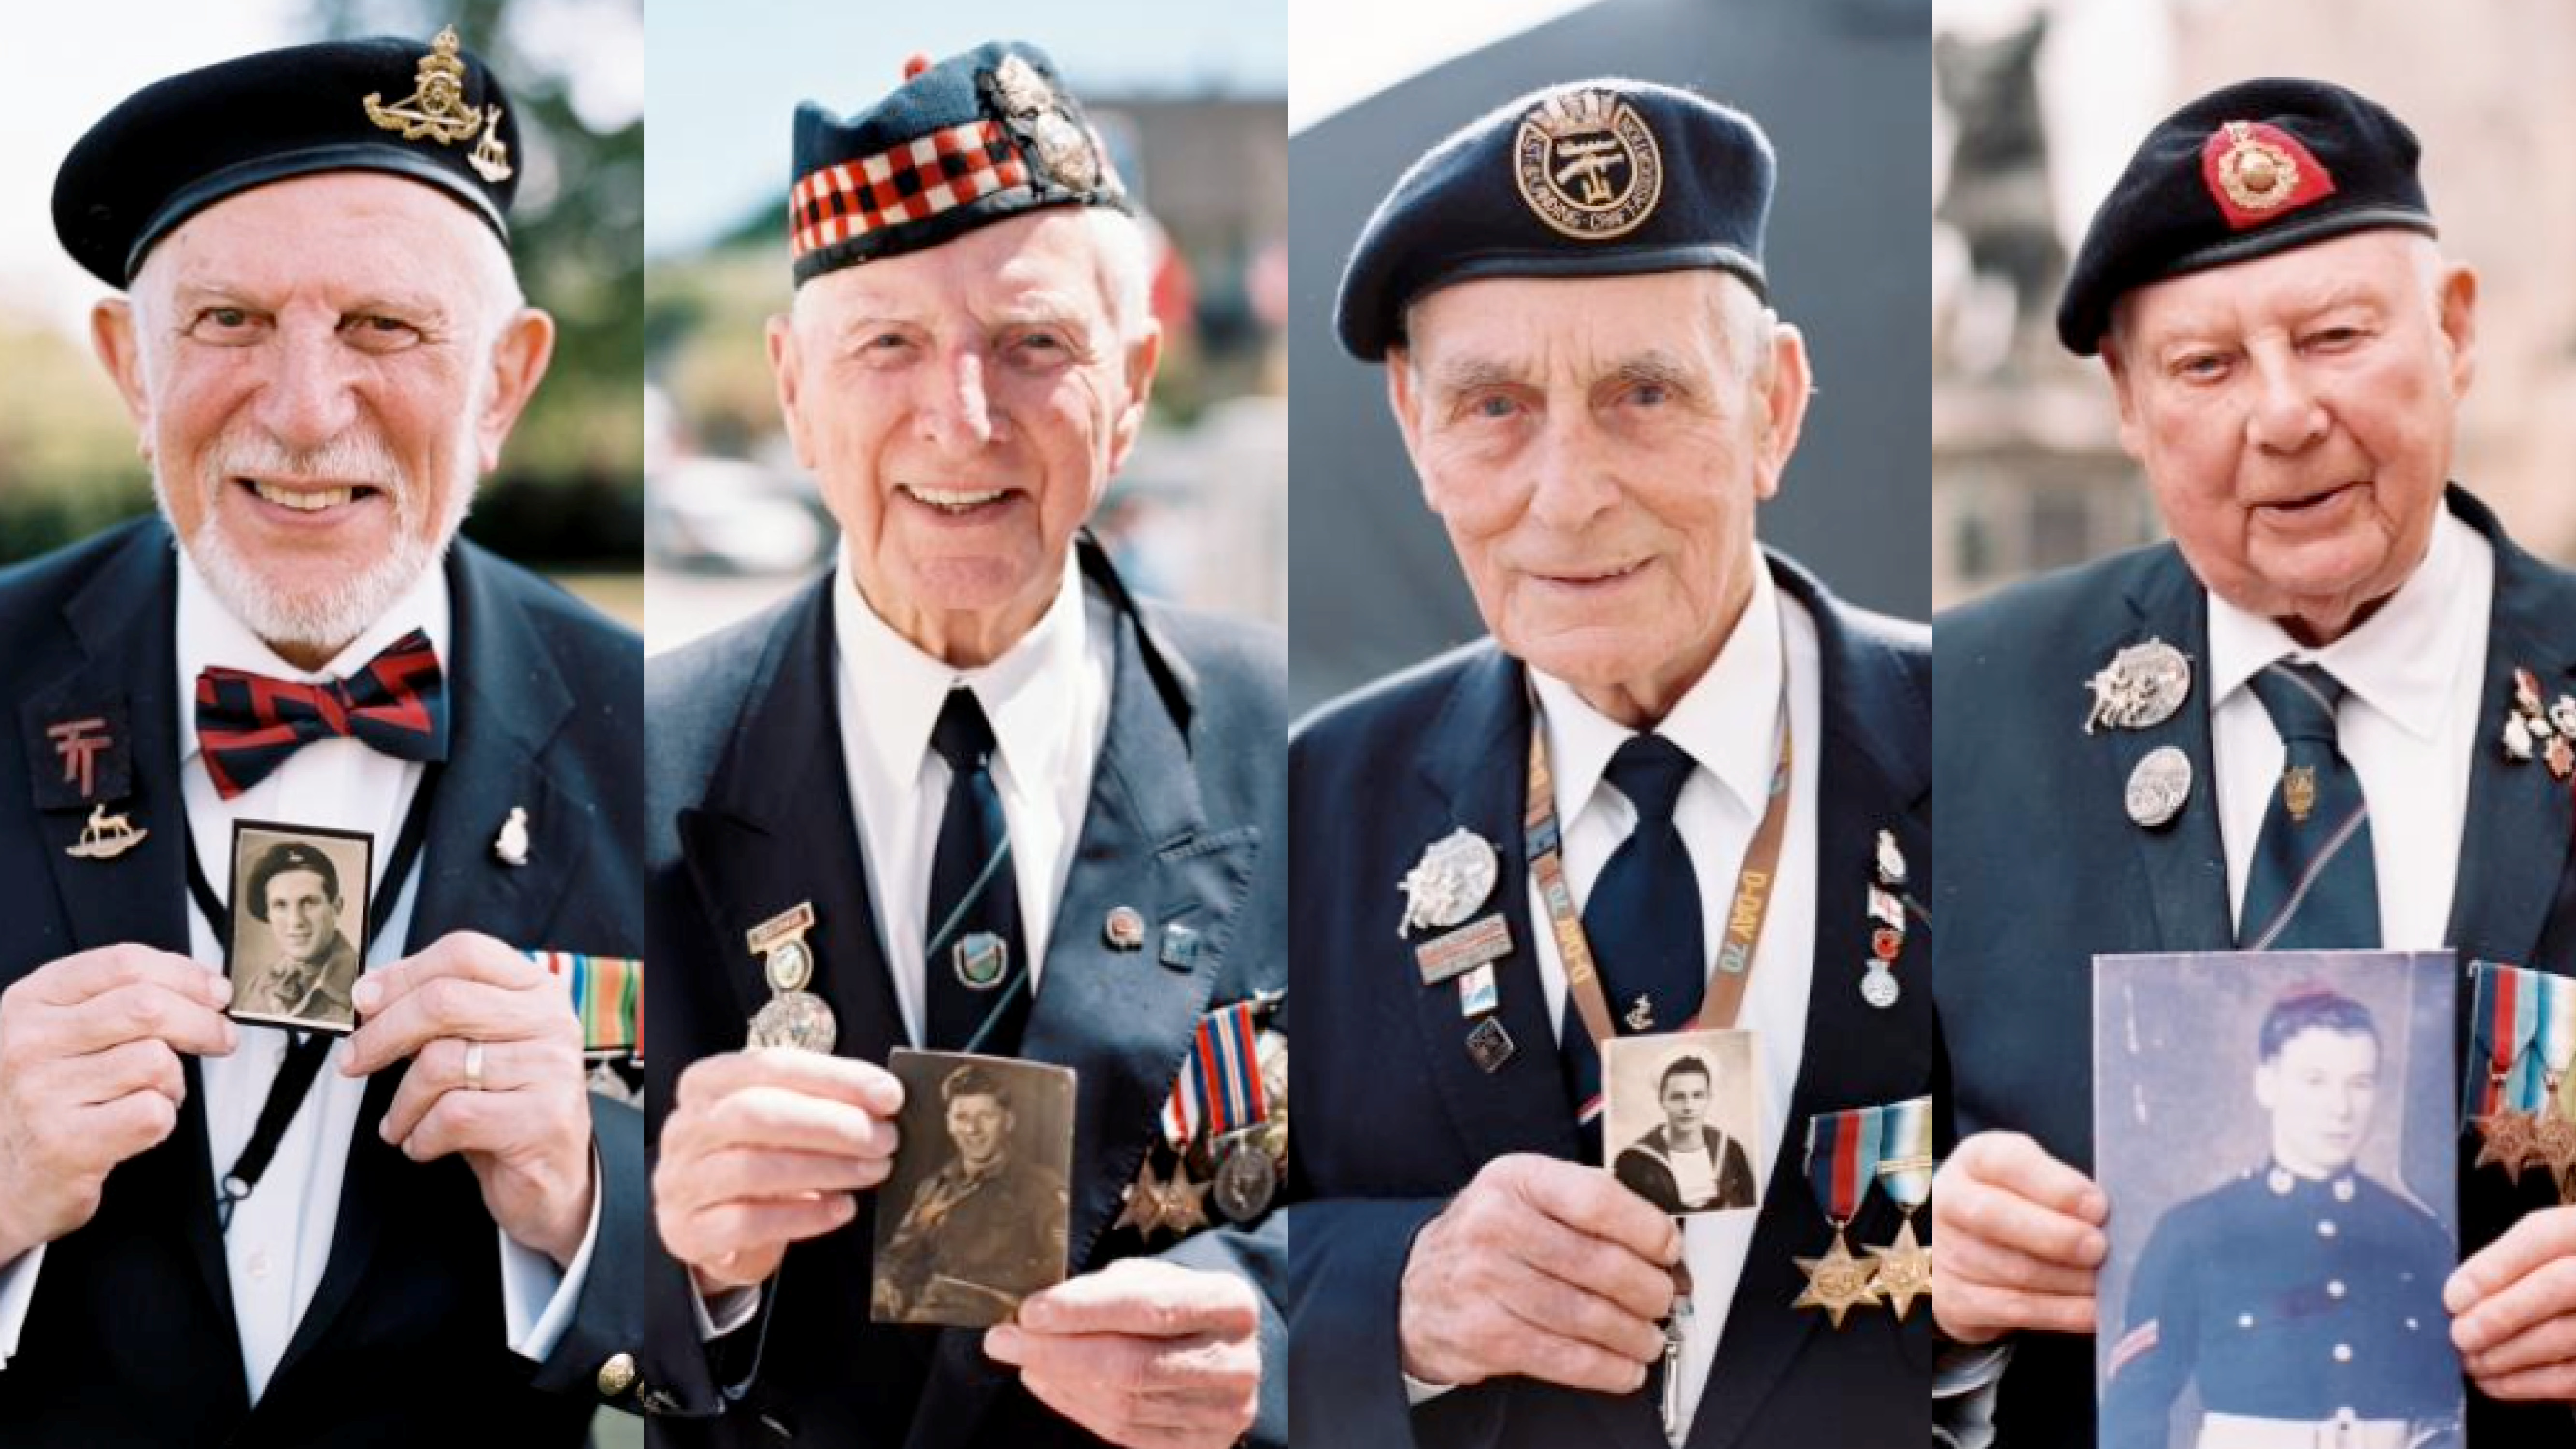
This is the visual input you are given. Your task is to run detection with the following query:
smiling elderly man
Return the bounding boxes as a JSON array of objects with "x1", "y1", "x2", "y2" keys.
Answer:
[
  {"x1": 643, "y1": 42, "x2": 1287, "y2": 1449},
  {"x1": 0, "y1": 28, "x2": 646, "y2": 1448},
  {"x1": 1935, "y1": 78, "x2": 2576, "y2": 1449},
  {"x1": 1288, "y1": 79, "x2": 1934, "y2": 1449}
]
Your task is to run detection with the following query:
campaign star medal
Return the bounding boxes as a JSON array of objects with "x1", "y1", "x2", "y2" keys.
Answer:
[
  {"x1": 1114, "y1": 1153, "x2": 1210, "y2": 1243},
  {"x1": 745, "y1": 902, "x2": 836, "y2": 1052},
  {"x1": 2083, "y1": 639, "x2": 2192, "y2": 735},
  {"x1": 1867, "y1": 1097, "x2": 1934, "y2": 1320},
  {"x1": 985, "y1": 54, "x2": 1100, "y2": 191},
  {"x1": 1155, "y1": 1001, "x2": 1282, "y2": 1226},
  {"x1": 363, "y1": 26, "x2": 513, "y2": 182},
  {"x1": 1512, "y1": 87, "x2": 1664, "y2": 241},
  {"x1": 1397, "y1": 828, "x2": 1499, "y2": 939},
  {"x1": 1794, "y1": 1105, "x2": 1887, "y2": 1328},
  {"x1": 2500, "y1": 668, "x2": 2576, "y2": 781},
  {"x1": 2466, "y1": 961, "x2": 2545, "y2": 1180}
]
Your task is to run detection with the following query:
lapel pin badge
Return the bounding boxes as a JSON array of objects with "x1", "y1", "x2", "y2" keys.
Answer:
[{"x1": 493, "y1": 805, "x2": 531, "y2": 867}]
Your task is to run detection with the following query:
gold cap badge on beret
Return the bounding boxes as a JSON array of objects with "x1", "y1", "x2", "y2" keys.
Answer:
[
  {"x1": 1513, "y1": 88, "x2": 1664, "y2": 242},
  {"x1": 364, "y1": 25, "x2": 512, "y2": 183},
  {"x1": 2199, "y1": 118, "x2": 2333, "y2": 232}
]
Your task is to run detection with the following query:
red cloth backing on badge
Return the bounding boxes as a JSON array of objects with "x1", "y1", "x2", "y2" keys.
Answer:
[{"x1": 2200, "y1": 121, "x2": 2336, "y2": 230}]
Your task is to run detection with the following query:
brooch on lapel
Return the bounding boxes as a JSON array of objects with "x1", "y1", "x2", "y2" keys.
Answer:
[
  {"x1": 2500, "y1": 668, "x2": 2576, "y2": 781},
  {"x1": 2083, "y1": 639, "x2": 2192, "y2": 736},
  {"x1": 1863, "y1": 830, "x2": 1909, "y2": 1009}
]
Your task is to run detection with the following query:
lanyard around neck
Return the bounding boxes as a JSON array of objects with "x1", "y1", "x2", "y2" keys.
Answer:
[{"x1": 1526, "y1": 668, "x2": 1793, "y2": 1052}]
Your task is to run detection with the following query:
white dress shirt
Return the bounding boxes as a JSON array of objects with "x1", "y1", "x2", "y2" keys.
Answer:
[
  {"x1": 697, "y1": 547, "x2": 1114, "y2": 1343},
  {"x1": 2207, "y1": 506, "x2": 2491, "y2": 949},
  {"x1": 0, "y1": 551, "x2": 596, "y2": 1394},
  {"x1": 1524, "y1": 565, "x2": 1822, "y2": 1444}
]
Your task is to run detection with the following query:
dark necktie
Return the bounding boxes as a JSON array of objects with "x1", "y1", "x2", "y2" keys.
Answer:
[
  {"x1": 2239, "y1": 660, "x2": 2381, "y2": 950},
  {"x1": 1563, "y1": 734, "x2": 1708, "y2": 1155},
  {"x1": 194, "y1": 628, "x2": 448, "y2": 799},
  {"x1": 925, "y1": 687, "x2": 1030, "y2": 1054}
]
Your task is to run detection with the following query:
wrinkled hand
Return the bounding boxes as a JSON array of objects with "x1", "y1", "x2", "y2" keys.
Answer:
[
  {"x1": 985, "y1": 1257, "x2": 1262, "y2": 1449},
  {"x1": 2450, "y1": 1204, "x2": 2576, "y2": 1401},
  {"x1": 654, "y1": 1048, "x2": 901, "y2": 1294},
  {"x1": 1398, "y1": 1153, "x2": 1681, "y2": 1394},
  {"x1": 1931, "y1": 1131, "x2": 2106, "y2": 1344},
  {"x1": 342, "y1": 931, "x2": 592, "y2": 1266},
  {"x1": 0, "y1": 946, "x2": 236, "y2": 1265}
]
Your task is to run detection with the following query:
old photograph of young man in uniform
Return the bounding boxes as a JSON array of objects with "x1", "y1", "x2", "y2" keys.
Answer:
[
  {"x1": 225, "y1": 825, "x2": 371, "y2": 1034},
  {"x1": 870, "y1": 1053, "x2": 1074, "y2": 1328},
  {"x1": 2092, "y1": 954, "x2": 2462, "y2": 1449},
  {"x1": 1606, "y1": 1032, "x2": 1761, "y2": 1216}
]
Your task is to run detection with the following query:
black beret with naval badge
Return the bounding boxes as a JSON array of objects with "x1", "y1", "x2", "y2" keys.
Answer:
[
  {"x1": 1334, "y1": 78, "x2": 1777, "y2": 361},
  {"x1": 53, "y1": 25, "x2": 521, "y2": 290},
  {"x1": 2056, "y1": 76, "x2": 2436, "y2": 356},
  {"x1": 787, "y1": 40, "x2": 1130, "y2": 286}
]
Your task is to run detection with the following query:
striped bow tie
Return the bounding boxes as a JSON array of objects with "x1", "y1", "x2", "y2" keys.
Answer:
[{"x1": 195, "y1": 629, "x2": 449, "y2": 799}]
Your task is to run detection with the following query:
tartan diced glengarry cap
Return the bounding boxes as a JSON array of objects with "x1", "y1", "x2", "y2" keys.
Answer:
[
  {"x1": 53, "y1": 27, "x2": 521, "y2": 290},
  {"x1": 2057, "y1": 77, "x2": 2436, "y2": 356},
  {"x1": 788, "y1": 40, "x2": 1130, "y2": 286}
]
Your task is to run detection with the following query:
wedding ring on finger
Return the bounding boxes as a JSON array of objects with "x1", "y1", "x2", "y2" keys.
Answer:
[{"x1": 463, "y1": 1038, "x2": 487, "y2": 1092}]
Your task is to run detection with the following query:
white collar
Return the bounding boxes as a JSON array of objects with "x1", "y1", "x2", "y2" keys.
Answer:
[
  {"x1": 2206, "y1": 505, "x2": 2476, "y2": 742},
  {"x1": 831, "y1": 543, "x2": 1089, "y2": 795},
  {"x1": 1531, "y1": 558, "x2": 1784, "y2": 824},
  {"x1": 175, "y1": 546, "x2": 453, "y2": 766}
]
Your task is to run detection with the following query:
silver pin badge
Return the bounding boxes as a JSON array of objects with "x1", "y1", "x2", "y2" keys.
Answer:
[
  {"x1": 2084, "y1": 639, "x2": 2193, "y2": 734},
  {"x1": 2125, "y1": 746, "x2": 2193, "y2": 829},
  {"x1": 493, "y1": 805, "x2": 530, "y2": 867},
  {"x1": 1861, "y1": 962, "x2": 1901, "y2": 1009},
  {"x1": 1874, "y1": 830, "x2": 1907, "y2": 890},
  {"x1": 64, "y1": 802, "x2": 148, "y2": 861},
  {"x1": 1398, "y1": 828, "x2": 1499, "y2": 938}
]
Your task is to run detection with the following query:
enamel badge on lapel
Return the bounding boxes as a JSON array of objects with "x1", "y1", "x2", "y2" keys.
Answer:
[
  {"x1": 2083, "y1": 639, "x2": 2192, "y2": 735},
  {"x1": 1103, "y1": 905, "x2": 1147, "y2": 952},
  {"x1": 33, "y1": 702, "x2": 136, "y2": 818},
  {"x1": 2501, "y1": 668, "x2": 2576, "y2": 782},
  {"x1": 745, "y1": 902, "x2": 837, "y2": 1053},
  {"x1": 493, "y1": 805, "x2": 530, "y2": 867},
  {"x1": 1862, "y1": 830, "x2": 1908, "y2": 1009},
  {"x1": 1398, "y1": 828, "x2": 1500, "y2": 938},
  {"x1": 2125, "y1": 745, "x2": 2193, "y2": 830}
]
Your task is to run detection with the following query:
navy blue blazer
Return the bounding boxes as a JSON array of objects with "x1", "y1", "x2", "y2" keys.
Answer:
[
  {"x1": 641, "y1": 538, "x2": 1289, "y2": 1448},
  {"x1": 1286, "y1": 554, "x2": 1935, "y2": 1449},
  {"x1": 0, "y1": 518, "x2": 648, "y2": 1446},
  {"x1": 1935, "y1": 487, "x2": 2576, "y2": 1447}
]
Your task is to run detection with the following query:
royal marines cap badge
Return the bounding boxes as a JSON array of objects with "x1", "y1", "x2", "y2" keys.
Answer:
[
  {"x1": 2084, "y1": 639, "x2": 2193, "y2": 735},
  {"x1": 2202, "y1": 119, "x2": 2331, "y2": 229},
  {"x1": 746, "y1": 902, "x2": 837, "y2": 1053},
  {"x1": 1513, "y1": 87, "x2": 1664, "y2": 242},
  {"x1": 1398, "y1": 828, "x2": 1500, "y2": 939}
]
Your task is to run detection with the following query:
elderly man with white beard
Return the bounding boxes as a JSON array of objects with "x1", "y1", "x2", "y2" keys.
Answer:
[{"x1": 0, "y1": 29, "x2": 648, "y2": 1446}]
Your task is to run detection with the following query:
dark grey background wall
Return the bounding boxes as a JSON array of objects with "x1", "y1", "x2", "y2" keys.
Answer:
[{"x1": 1289, "y1": 0, "x2": 1932, "y2": 713}]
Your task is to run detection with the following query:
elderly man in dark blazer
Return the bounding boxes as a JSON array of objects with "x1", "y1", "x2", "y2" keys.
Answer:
[
  {"x1": 642, "y1": 41, "x2": 1287, "y2": 1449},
  {"x1": 0, "y1": 28, "x2": 646, "y2": 1447},
  {"x1": 1935, "y1": 77, "x2": 2576, "y2": 1447},
  {"x1": 1288, "y1": 77, "x2": 1935, "y2": 1449}
]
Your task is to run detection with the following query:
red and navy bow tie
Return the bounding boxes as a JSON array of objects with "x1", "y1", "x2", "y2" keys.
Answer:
[{"x1": 195, "y1": 628, "x2": 449, "y2": 799}]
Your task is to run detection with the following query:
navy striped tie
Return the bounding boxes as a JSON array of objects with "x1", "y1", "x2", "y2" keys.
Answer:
[
  {"x1": 1562, "y1": 734, "x2": 1706, "y2": 1157},
  {"x1": 925, "y1": 688, "x2": 1030, "y2": 1054},
  {"x1": 2239, "y1": 661, "x2": 2380, "y2": 950}
]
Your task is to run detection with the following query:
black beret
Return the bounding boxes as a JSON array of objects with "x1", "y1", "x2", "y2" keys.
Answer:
[
  {"x1": 1336, "y1": 79, "x2": 1774, "y2": 361},
  {"x1": 789, "y1": 41, "x2": 1130, "y2": 286},
  {"x1": 246, "y1": 842, "x2": 341, "y2": 923},
  {"x1": 2057, "y1": 77, "x2": 2435, "y2": 356},
  {"x1": 53, "y1": 26, "x2": 521, "y2": 290}
]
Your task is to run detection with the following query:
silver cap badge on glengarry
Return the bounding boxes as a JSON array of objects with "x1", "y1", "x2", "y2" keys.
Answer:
[
  {"x1": 1398, "y1": 827, "x2": 1500, "y2": 938},
  {"x1": 2083, "y1": 639, "x2": 2193, "y2": 735}
]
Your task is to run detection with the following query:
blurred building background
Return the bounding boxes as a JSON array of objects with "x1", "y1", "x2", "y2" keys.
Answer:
[
  {"x1": 1935, "y1": 0, "x2": 2576, "y2": 610},
  {"x1": 642, "y1": 1, "x2": 1287, "y2": 657},
  {"x1": 0, "y1": 0, "x2": 646, "y2": 628},
  {"x1": 1288, "y1": 0, "x2": 1934, "y2": 714}
]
